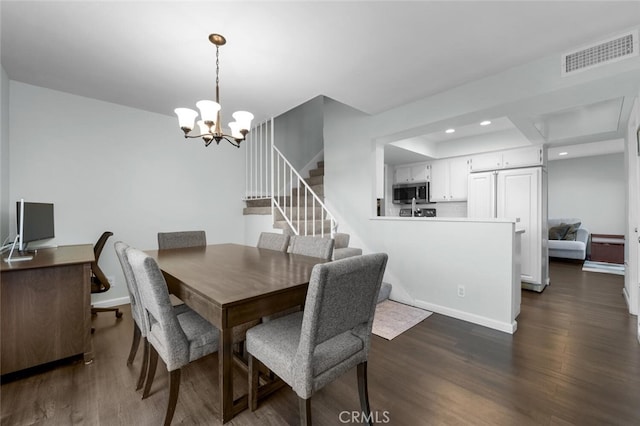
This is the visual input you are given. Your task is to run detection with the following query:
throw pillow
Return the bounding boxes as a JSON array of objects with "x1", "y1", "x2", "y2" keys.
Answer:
[
  {"x1": 549, "y1": 224, "x2": 570, "y2": 240},
  {"x1": 563, "y1": 222, "x2": 582, "y2": 241}
]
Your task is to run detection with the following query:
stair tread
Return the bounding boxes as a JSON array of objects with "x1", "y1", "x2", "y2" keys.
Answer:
[
  {"x1": 243, "y1": 206, "x2": 272, "y2": 215},
  {"x1": 305, "y1": 176, "x2": 323, "y2": 186}
]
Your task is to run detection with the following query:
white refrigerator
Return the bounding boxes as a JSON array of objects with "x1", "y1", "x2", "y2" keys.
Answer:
[{"x1": 467, "y1": 167, "x2": 548, "y2": 291}]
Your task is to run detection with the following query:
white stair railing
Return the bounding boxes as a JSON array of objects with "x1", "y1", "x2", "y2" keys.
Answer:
[
  {"x1": 272, "y1": 145, "x2": 337, "y2": 237},
  {"x1": 244, "y1": 119, "x2": 272, "y2": 200},
  {"x1": 244, "y1": 118, "x2": 337, "y2": 238}
]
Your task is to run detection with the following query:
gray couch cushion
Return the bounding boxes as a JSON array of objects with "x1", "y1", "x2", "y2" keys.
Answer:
[
  {"x1": 563, "y1": 222, "x2": 581, "y2": 241},
  {"x1": 549, "y1": 224, "x2": 571, "y2": 240},
  {"x1": 547, "y1": 219, "x2": 589, "y2": 260}
]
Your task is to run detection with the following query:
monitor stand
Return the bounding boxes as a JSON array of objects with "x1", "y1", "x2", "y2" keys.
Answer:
[
  {"x1": 3, "y1": 254, "x2": 33, "y2": 263},
  {"x1": 3, "y1": 235, "x2": 34, "y2": 262}
]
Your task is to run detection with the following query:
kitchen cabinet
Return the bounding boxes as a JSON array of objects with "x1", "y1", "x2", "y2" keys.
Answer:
[
  {"x1": 467, "y1": 172, "x2": 496, "y2": 217},
  {"x1": 469, "y1": 146, "x2": 544, "y2": 172},
  {"x1": 467, "y1": 167, "x2": 548, "y2": 291},
  {"x1": 394, "y1": 163, "x2": 430, "y2": 183},
  {"x1": 429, "y1": 157, "x2": 469, "y2": 202}
]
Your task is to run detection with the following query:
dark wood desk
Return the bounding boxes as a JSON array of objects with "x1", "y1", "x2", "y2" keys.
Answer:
[
  {"x1": 146, "y1": 243, "x2": 325, "y2": 423},
  {"x1": 1, "y1": 245, "x2": 94, "y2": 375}
]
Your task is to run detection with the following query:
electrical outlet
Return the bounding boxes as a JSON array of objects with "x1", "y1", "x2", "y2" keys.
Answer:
[
  {"x1": 457, "y1": 285, "x2": 465, "y2": 297},
  {"x1": 107, "y1": 275, "x2": 115, "y2": 287}
]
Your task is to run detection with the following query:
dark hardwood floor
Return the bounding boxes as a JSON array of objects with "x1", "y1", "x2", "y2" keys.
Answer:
[{"x1": 2, "y1": 260, "x2": 639, "y2": 425}]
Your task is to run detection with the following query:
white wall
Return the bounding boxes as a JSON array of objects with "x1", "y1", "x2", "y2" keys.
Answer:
[
  {"x1": 547, "y1": 153, "x2": 625, "y2": 234},
  {"x1": 8, "y1": 82, "x2": 246, "y2": 305},
  {"x1": 1, "y1": 66, "x2": 9, "y2": 239}
]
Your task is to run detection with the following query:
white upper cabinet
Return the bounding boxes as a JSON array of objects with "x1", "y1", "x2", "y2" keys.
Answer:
[
  {"x1": 502, "y1": 146, "x2": 544, "y2": 169},
  {"x1": 394, "y1": 166, "x2": 411, "y2": 183},
  {"x1": 468, "y1": 151, "x2": 502, "y2": 172},
  {"x1": 429, "y1": 157, "x2": 470, "y2": 202},
  {"x1": 411, "y1": 164, "x2": 430, "y2": 182},
  {"x1": 469, "y1": 146, "x2": 545, "y2": 172},
  {"x1": 394, "y1": 163, "x2": 430, "y2": 183}
]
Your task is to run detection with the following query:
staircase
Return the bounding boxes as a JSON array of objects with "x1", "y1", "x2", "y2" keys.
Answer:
[
  {"x1": 244, "y1": 160, "x2": 333, "y2": 235},
  {"x1": 242, "y1": 119, "x2": 390, "y2": 301}
]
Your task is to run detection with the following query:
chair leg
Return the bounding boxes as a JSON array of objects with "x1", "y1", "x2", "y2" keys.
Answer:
[
  {"x1": 357, "y1": 362, "x2": 372, "y2": 426},
  {"x1": 91, "y1": 306, "x2": 123, "y2": 318},
  {"x1": 299, "y1": 397, "x2": 312, "y2": 426},
  {"x1": 164, "y1": 369, "x2": 181, "y2": 426},
  {"x1": 143, "y1": 344, "x2": 159, "y2": 399},
  {"x1": 248, "y1": 354, "x2": 259, "y2": 411},
  {"x1": 127, "y1": 323, "x2": 142, "y2": 366},
  {"x1": 136, "y1": 338, "x2": 149, "y2": 391}
]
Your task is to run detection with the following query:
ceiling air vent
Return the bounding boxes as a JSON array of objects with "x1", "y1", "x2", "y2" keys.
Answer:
[{"x1": 561, "y1": 30, "x2": 638, "y2": 76}]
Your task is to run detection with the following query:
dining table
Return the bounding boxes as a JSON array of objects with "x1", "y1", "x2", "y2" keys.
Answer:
[{"x1": 145, "y1": 243, "x2": 326, "y2": 423}]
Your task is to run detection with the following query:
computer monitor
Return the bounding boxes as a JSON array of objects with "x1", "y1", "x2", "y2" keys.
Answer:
[{"x1": 16, "y1": 200, "x2": 55, "y2": 251}]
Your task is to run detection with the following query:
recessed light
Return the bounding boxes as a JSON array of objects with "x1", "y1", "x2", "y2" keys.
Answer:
[
  {"x1": 445, "y1": 128, "x2": 455, "y2": 134},
  {"x1": 480, "y1": 120, "x2": 491, "y2": 126},
  {"x1": 559, "y1": 152, "x2": 568, "y2": 156}
]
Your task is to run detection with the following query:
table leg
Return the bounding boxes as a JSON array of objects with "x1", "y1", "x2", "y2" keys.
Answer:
[{"x1": 219, "y1": 326, "x2": 234, "y2": 423}]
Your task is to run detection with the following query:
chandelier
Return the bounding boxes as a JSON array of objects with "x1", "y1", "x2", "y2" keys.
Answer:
[{"x1": 174, "y1": 34, "x2": 254, "y2": 148}]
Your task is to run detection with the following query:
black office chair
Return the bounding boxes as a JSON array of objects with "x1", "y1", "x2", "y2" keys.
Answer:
[{"x1": 91, "y1": 231, "x2": 123, "y2": 328}]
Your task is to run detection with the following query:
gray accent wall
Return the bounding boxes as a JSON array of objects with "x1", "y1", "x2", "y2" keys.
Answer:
[
  {"x1": 548, "y1": 153, "x2": 625, "y2": 235},
  {"x1": 274, "y1": 95, "x2": 324, "y2": 170}
]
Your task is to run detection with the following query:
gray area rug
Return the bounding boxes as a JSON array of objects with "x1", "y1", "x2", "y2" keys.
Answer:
[
  {"x1": 372, "y1": 300, "x2": 432, "y2": 340},
  {"x1": 582, "y1": 260, "x2": 625, "y2": 276}
]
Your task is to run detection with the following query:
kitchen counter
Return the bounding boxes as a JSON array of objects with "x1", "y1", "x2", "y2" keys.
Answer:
[
  {"x1": 372, "y1": 216, "x2": 519, "y2": 224},
  {"x1": 367, "y1": 216, "x2": 522, "y2": 334}
]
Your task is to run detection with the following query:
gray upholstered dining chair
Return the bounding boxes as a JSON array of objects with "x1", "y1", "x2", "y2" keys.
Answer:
[
  {"x1": 114, "y1": 241, "x2": 190, "y2": 392},
  {"x1": 157, "y1": 230, "x2": 206, "y2": 250},
  {"x1": 257, "y1": 232, "x2": 290, "y2": 252},
  {"x1": 263, "y1": 234, "x2": 334, "y2": 323},
  {"x1": 246, "y1": 253, "x2": 388, "y2": 426},
  {"x1": 114, "y1": 241, "x2": 148, "y2": 390},
  {"x1": 127, "y1": 247, "x2": 219, "y2": 426},
  {"x1": 157, "y1": 229, "x2": 257, "y2": 355},
  {"x1": 288, "y1": 235, "x2": 335, "y2": 261}
]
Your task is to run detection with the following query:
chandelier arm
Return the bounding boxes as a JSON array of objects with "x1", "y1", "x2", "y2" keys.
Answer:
[{"x1": 183, "y1": 133, "x2": 244, "y2": 146}]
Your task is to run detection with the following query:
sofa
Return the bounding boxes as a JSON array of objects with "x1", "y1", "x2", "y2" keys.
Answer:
[{"x1": 548, "y1": 218, "x2": 589, "y2": 260}]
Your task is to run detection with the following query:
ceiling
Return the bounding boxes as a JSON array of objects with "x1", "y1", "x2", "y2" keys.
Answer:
[{"x1": 2, "y1": 1, "x2": 640, "y2": 160}]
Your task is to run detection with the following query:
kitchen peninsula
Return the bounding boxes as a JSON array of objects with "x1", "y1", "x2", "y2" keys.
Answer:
[{"x1": 370, "y1": 216, "x2": 523, "y2": 333}]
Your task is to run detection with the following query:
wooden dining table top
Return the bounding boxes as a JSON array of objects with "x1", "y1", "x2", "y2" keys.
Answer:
[{"x1": 145, "y1": 243, "x2": 325, "y2": 309}]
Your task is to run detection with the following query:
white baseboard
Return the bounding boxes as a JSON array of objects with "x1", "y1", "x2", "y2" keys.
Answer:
[
  {"x1": 92, "y1": 296, "x2": 130, "y2": 308},
  {"x1": 408, "y1": 298, "x2": 517, "y2": 334}
]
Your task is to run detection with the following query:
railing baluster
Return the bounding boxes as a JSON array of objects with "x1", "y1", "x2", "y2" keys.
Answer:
[{"x1": 245, "y1": 119, "x2": 336, "y2": 238}]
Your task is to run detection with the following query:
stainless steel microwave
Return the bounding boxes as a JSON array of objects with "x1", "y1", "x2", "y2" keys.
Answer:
[{"x1": 392, "y1": 182, "x2": 429, "y2": 204}]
